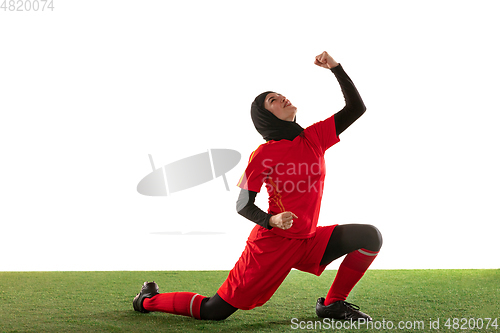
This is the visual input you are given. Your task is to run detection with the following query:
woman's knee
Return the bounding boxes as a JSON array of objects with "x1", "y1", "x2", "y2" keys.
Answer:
[{"x1": 362, "y1": 224, "x2": 383, "y2": 251}]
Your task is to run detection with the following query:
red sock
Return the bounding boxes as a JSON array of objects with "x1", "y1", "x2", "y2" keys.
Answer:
[
  {"x1": 143, "y1": 292, "x2": 205, "y2": 319},
  {"x1": 324, "y1": 248, "x2": 379, "y2": 306}
]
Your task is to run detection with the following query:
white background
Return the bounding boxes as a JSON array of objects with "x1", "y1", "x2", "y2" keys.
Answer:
[{"x1": 1, "y1": 0, "x2": 498, "y2": 271}]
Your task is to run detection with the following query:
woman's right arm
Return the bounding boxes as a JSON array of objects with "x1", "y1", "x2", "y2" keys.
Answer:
[
  {"x1": 331, "y1": 64, "x2": 367, "y2": 136},
  {"x1": 315, "y1": 51, "x2": 367, "y2": 136}
]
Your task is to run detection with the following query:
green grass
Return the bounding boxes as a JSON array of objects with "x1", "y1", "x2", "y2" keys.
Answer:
[{"x1": 0, "y1": 270, "x2": 498, "y2": 332}]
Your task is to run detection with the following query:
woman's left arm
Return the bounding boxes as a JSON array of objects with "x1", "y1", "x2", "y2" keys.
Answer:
[
  {"x1": 315, "y1": 51, "x2": 367, "y2": 136},
  {"x1": 236, "y1": 189, "x2": 273, "y2": 229}
]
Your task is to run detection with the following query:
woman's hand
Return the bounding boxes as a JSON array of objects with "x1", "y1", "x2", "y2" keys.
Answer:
[
  {"x1": 314, "y1": 51, "x2": 339, "y2": 69},
  {"x1": 269, "y1": 211, "x2": 298, "y2": 230}
]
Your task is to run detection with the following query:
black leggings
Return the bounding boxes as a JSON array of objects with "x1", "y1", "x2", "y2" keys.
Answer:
[
  {"x1": 200, "y1": 293, "x2": 238, "y2": 320},
  {"x1": 199, "y1": 224, "x2": 382, "y2": 320},
  {"x1": 320, "y1": 224, "x2": 383, "y2": 266}
]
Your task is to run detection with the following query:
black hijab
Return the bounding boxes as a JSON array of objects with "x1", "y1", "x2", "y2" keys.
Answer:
[{"x1": 251, "y1": 91, "x2": 304, "y2": 141}]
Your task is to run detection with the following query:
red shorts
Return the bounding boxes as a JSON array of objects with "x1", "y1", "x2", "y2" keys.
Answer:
[{"x1": 217, "y1": 224, "x2": 337, "y2": 310}]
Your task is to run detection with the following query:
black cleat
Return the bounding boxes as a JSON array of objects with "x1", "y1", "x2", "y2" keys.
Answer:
[
  {"x1": 316, "y1": 297, "x2": 372, "y2": 321},
  {"x1": 133, "y1": 281, "x2": 159, "y2": 313}
]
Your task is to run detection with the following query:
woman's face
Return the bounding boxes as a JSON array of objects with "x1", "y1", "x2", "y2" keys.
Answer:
[{"x1": 264, "y1": 93, "x2": 297, "y2": 122}]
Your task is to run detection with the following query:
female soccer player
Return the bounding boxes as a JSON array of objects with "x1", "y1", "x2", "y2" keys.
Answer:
[{"x1": 133, "y1": 51, "x2": 382, "y2": 321}]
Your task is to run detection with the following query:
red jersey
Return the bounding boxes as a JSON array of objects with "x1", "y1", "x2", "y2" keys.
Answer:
[{"x1": 237, "y1": 114, "x2": 340, "y2": 239}]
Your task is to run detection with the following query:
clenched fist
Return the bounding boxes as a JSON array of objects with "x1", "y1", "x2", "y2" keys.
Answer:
[
  {"x1": 314, "y1": 51, "x2": 339, "y2": 69},
  {"x1": 269, "y1": 211, "x2": 299, "y2": 230}
]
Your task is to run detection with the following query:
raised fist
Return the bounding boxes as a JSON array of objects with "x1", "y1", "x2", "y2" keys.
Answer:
[{"x1": 314, "y1": 51, "x2": 339, "y2": 69}]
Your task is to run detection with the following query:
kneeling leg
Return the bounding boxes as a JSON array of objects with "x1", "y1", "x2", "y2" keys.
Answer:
[
  {"x1": 200, "y1": 293, "x2": 238, "y2": 320},
  {"x1": 144, "y1": 292, "x2": 237, "y2": 320}
]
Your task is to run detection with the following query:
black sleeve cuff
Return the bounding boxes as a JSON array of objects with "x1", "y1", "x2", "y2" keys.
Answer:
[{"x1": 330, "y1": 63, "x2": 344, "y2": 74}]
